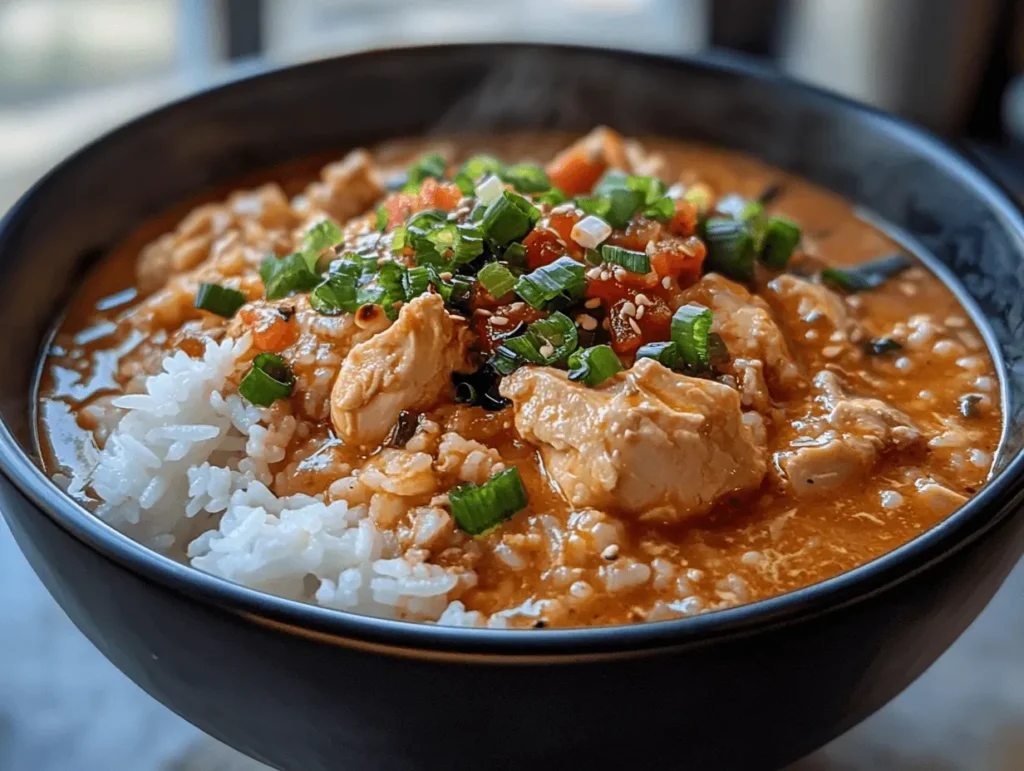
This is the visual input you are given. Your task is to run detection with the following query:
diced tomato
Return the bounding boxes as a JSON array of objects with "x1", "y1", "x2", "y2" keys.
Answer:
[
  {"x1": 606, "y1": 217, "x2": 662, "y2": 252},
  {"x1": 242, "y1": 307, "x2": 298, "y2": 353},
  {"x1": 546, "y1": 146, "x2": 605, "y2": 196},
  {"x1": 524, "y1": 209, "x2": 582, "y2": 269},
  {"x1": 607, "y1": 295, "x2": 673, "y2": 355},
  {"x1": 585, "y1": 267, "x2": 659, "y2": 304},
  {"x1": 471, "y1": 303, "x2": 547, "y2": 355},
  {"x1": 649, "y1": 236, "x2": 706, "y2": 288},
  {"x1": 417, "y1": 178, "x2": 463, "y2": 211},
  {"x1": 380, "y1": 179, "x2": 464, "y2": 228},
  {"x1": 667, "y1": 199, "x2": 699, "y2": 237}
]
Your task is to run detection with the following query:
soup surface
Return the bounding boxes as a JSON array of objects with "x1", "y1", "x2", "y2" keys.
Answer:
[{"x1": 37, "y1": 130, "x2": 1002, "y2": 628}]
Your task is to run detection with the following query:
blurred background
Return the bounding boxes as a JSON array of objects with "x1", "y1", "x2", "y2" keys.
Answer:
[{"x1": 1, "y1": 1, "x2": 1023, "y2": 769}]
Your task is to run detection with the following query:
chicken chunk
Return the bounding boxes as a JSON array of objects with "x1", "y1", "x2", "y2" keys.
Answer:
[
  {"x1": 767, "y1": 274, "x2": 851, "y2": 332},
  {"x1": 499, "y1": 358, "x2": 767, "y2": 523},
  {"x1": 681, "y1": 274, "x2": 802, "y2": 409},
  {"x1": 330, "y1": 293, "x2": 472, "y2": 448},
  {"x1": 306, "y1": 149, "x2": 384, "y2": 224},
  {"x1": 775, "y1": 371, "x2": 923, "y2": 495}
]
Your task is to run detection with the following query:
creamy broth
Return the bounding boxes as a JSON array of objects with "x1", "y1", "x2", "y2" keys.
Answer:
[{"x1": 36, "y1": 132, "x2": 1002, "y2": 627}]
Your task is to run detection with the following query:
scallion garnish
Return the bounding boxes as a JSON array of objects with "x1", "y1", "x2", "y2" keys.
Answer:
[
  {"x1": 260, "y1": 253, "x2": 320, "y2": 300},
  {"x1": 514, "y1": 256, "x2": 586, "y2": 309},
  {"x1": 428, "y1": 268, "x2": 474, "y2": 306},
  {"x1": 644, "y1": 196, "x2": 676, "y2": 222},
  {"x1": 575, "y1": 196, "x2": 611, "y2": 219},
  {"x1": 478, "y1": 262, "x2": 517, "y2": 298},
  {"x1": 238, "y1": 352, "x2": 295, "y2": 407},
  {"x1": 500, "y1": 163, "x2": 552, "y2": 194},
  {"x1": 460, "y1": 154, "x2": 504, "y2": 181},
  {"x1": 502, "y1": 312, "x2": 578, "y2": 366},
  {"x1": 405, "y1": 153, "x2": 447, "y2": 190},
  {"x1": 303, "y1": 219, "x2": 344, "y2": 269},
  {"x1": 403, "y1": 265, "x2": 430, "y2": 299},
  {"x1": 635, "y1": 341, "x2": 683, "y2": 369},
  {"x1": 194, "y1": 283, "x2": 246, "y2": 318},
  {"x1": 449, "y1": 467, "x2": 528, "y2": 536},
  {"x1": 453, "y1": 172, "x2": 475, "y2": 196},
  {"x1": 760, "y1": 216, "x2": 801, "y2": 269},
  {"x1": 502, "y1": 242, "x2": 528, "y2": 273},
  {"x1": 671, "y1": 303, "x2": 715, "y2": 368},
  {"x1": 536, "y1": 187, "x2": 568, "y2": 206},
  {"x1": 600, "y1": 244, "x2": 650, "y2": 274},
  {"x1": 702, "y1": 217, "x2": 756, "y2": 282},
  {"x1": 603, "y1": 187, "x2": 645, "y2": 229},
  {"x1": 454, "y1": 381, "x2": 478, "y2": 404},
  {"x1": 481, "y1": 190, "x2": 540, "y2": 247},
  {"x1": 821, "y1": 254, "x2": 914, "y2": 293},
  {"x1": 375, "y1": 206, "x2": 388, "y2": 232},
  {"x1": 625, "y1": 175, "x2": 667, "y2": 204},
  {"x1": 567, "y1": 344, "x2": 623, "y2": 386}
]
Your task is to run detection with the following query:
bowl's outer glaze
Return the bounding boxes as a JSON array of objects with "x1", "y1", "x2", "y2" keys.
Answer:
[{"x1": 2, "y1": 45, "x2": 1024, "y2": 771}]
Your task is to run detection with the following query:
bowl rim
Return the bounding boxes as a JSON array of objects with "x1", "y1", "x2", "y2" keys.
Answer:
[{"x1": 3, "y1": 41, "x2": 1024, "y2": 658}]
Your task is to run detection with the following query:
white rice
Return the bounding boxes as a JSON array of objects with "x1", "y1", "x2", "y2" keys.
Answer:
[{"x1": 86, "y1": 336, "x2": 471, "y2": 623}]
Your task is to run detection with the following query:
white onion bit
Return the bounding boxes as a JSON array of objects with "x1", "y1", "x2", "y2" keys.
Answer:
[{"x1": 571, "y1": 215, "x2": 613, "y2": 250}]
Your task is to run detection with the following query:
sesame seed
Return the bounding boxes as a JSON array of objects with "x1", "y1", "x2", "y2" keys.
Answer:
[
  {"x1": 439, "y1": 271, "x2": 453, "y2": 281},
  {"x1": 600, "y1": 270, "x2": 612, "y2": 281},
  {"x1": 635, "y1": 305, "x2": 646, "y2": 319},
  {"x1": 539, "y1": 343, "x2": 555, "y2": 358},
  {"x1": 602, "y1": 318, "x2": 611, "y2": 330},
  {"x1": 945, "y1": 315, "x2": 967, "y2": 329},
  {"x1": 586, "y1": 267, "x2": 603, "y2": 281},
  {"x1": 628, "y1": 317, "x2": 642, "y2": 334},
  {"x1": 661, "y1": 276, "x2": 672, "y2": 289},
  {"x1": 490, "y1": 315, "x2": 509, "y2": 326},
  {"x1": 585, "y1": 298, "x2": 601, "y2": 309},
  {"x1": 822, "y1": 345, "x2": 842, "y2": 359},
  {"x1": 577, "y1": 314, "x2": 598, "y2": 331},
  {"x1": 621, "y1": 301, "x2": 637, "y2": 317},
  {"x1": 509, "y1": 302, "x2": 525, "y2": 312},
  {"x1": 634, "y1": 293, "x2": 652, "y2": 306},
  {"x1": 613, "y1": 268, "x2": 627, "y2": 281},
  {"x1": 475, "y1": 308, "x2": 492, "y2": 317},
  {"x1": 602, "y1": 544, "x2": 620, "y2": 560}
]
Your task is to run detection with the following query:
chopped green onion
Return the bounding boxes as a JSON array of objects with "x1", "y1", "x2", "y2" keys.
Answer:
[
  {"x1": 702, "y1": 217, "x2": 756, "y2": 282},
  {"x1": 593, "y1": 170, "x2": 629, "y2": 196},
  {"x1": 375, "y1": 206, "x2": 388, "y2": 232},
  {"x1": 502, "y1": 242, "x2": 528, "y2": 273},
  {"x1": 194, "y1": 283, "x2": 246, "y2": 318},
  {"x1": 303, "y1": 220, "x2": 344, "y2": 269},
  {"x1": 575, "y1": 196, "x2": 611, "y2": 219},
  {"x1": 490, "y1": 345, "x2": 522, "y2": 376},
  {"x1": 428, "y1": 268, "x2": 474, "y2": 306},
  {"x1": 391, "y1": 226, "x2": 409, "y2": 254},
  {"x1": 453, "y1": 172, "x2": 475, "y2": 196},
  {"x1": 500, "y1": 163, "x2": 552, "y2": 194},
  {"x1": 406, "y1": 153, "x2": 447, "y2": 188},
  {"x1": 460, "y1": 154, "x2": 504, "y2": 181},
  {"x1": 452, "y1": 224, "x2": 484, "y2": 264},
  {"x1": 502, "y1": 312, "x2": 578, "y2": 366},
  {"x1": 603, "y1": 187, "x2": 645, "y2": 229},
  {"x1": 470, "y1": 201, "x2": 487, "y2": 223},
  {"x1": 738, "y1": 200, "x2": 764, "y2": 223},
  {"x1": 821, "y1": 254, "x2": 914, "y2": 293},
  {"x1": 600, "y1": 244, "x2": 650, "y2": 274},
  {"x1": 454, "y1": 381, "x2": 478, "y2": 404},
  {"x1": 480, "y1": 191, "x2": 540, "y2": 247},
  {"x1": 683, "y1": 184, "x2": 713, "y2": 214},
  {"x1": 514, "y1": 256, "x2": 586, "y2": 309},
  {"x1": 625, "y1": 175, "x2": 667, "y2": 205},
  {"x1": 238, "y1": 352, "x2": 295, "y2": 407},
  {"x1": 260, "y1": 253, "x2": 320, "y2": 300},
  {"x1": 863, "y1": 336, "x2": 903, "y2": 356},
  {"x1": 760, "y1": 216, "x2": 801, "y2": 269},
  {"x1": 536, "y1": 187, "x2": 568, "y2": 206},
  {"x1": 567, "y1": 344, "x2": 623, "y2": 386},
  {"x1": 449, "y1": 467, "x2": 528, "y2": 536},
  {"x1": 635, "y1": 341, "x2": 682, "y2": 369},
  {"x1": 644, "y1": 196, "x2": 676, "y2": 222},
  {"x1": 671, "y1": 303, "x2": 715, "y2": 367},
  {"x1": 478, "y1": 262, "x2": 517, "y2": 298},
  {"x1": 403, "y1": 265, "x2": 430, "y2": 299}
]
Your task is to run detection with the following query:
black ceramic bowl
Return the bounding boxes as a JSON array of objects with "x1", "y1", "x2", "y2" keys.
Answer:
[{"x1": 2, "y1": 44, "x2": 1024, "y2": 771}]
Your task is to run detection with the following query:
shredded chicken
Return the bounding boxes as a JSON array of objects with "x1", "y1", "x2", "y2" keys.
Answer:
[
  {"x1": 775, "y1": 371, "x2": 923, "y2": 495},
  {"x1": 330, "y1": 293, "x2": 472, "y2": 447},
  {"x1": 766, "y1": 274, "x2": 852, "y2": 332},
  {"x1": 500, "y1": 358, "x2": 767, "y2": 523},
  {"x1": 306, "y1": 148, "x2": 384, "y2": 224}
]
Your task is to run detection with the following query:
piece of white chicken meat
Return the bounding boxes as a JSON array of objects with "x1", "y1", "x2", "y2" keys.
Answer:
[
  {"x1": 680, "y1": 273, "x2": 802, "y2": 411},
  {"x1": 330, "y1": 293, "x2": 472, "y2": 448},
  {"x1": 774, "y1": 370, "x2": 923, "y2": 495},
  {"x1": 499, "y1": 357, "x2": 768, "y2": 523}
]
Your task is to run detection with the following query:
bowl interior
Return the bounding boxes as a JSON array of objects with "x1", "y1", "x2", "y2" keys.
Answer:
[{"x1": 2, "y1": 44, "x2": 1023, "y2": 650}]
